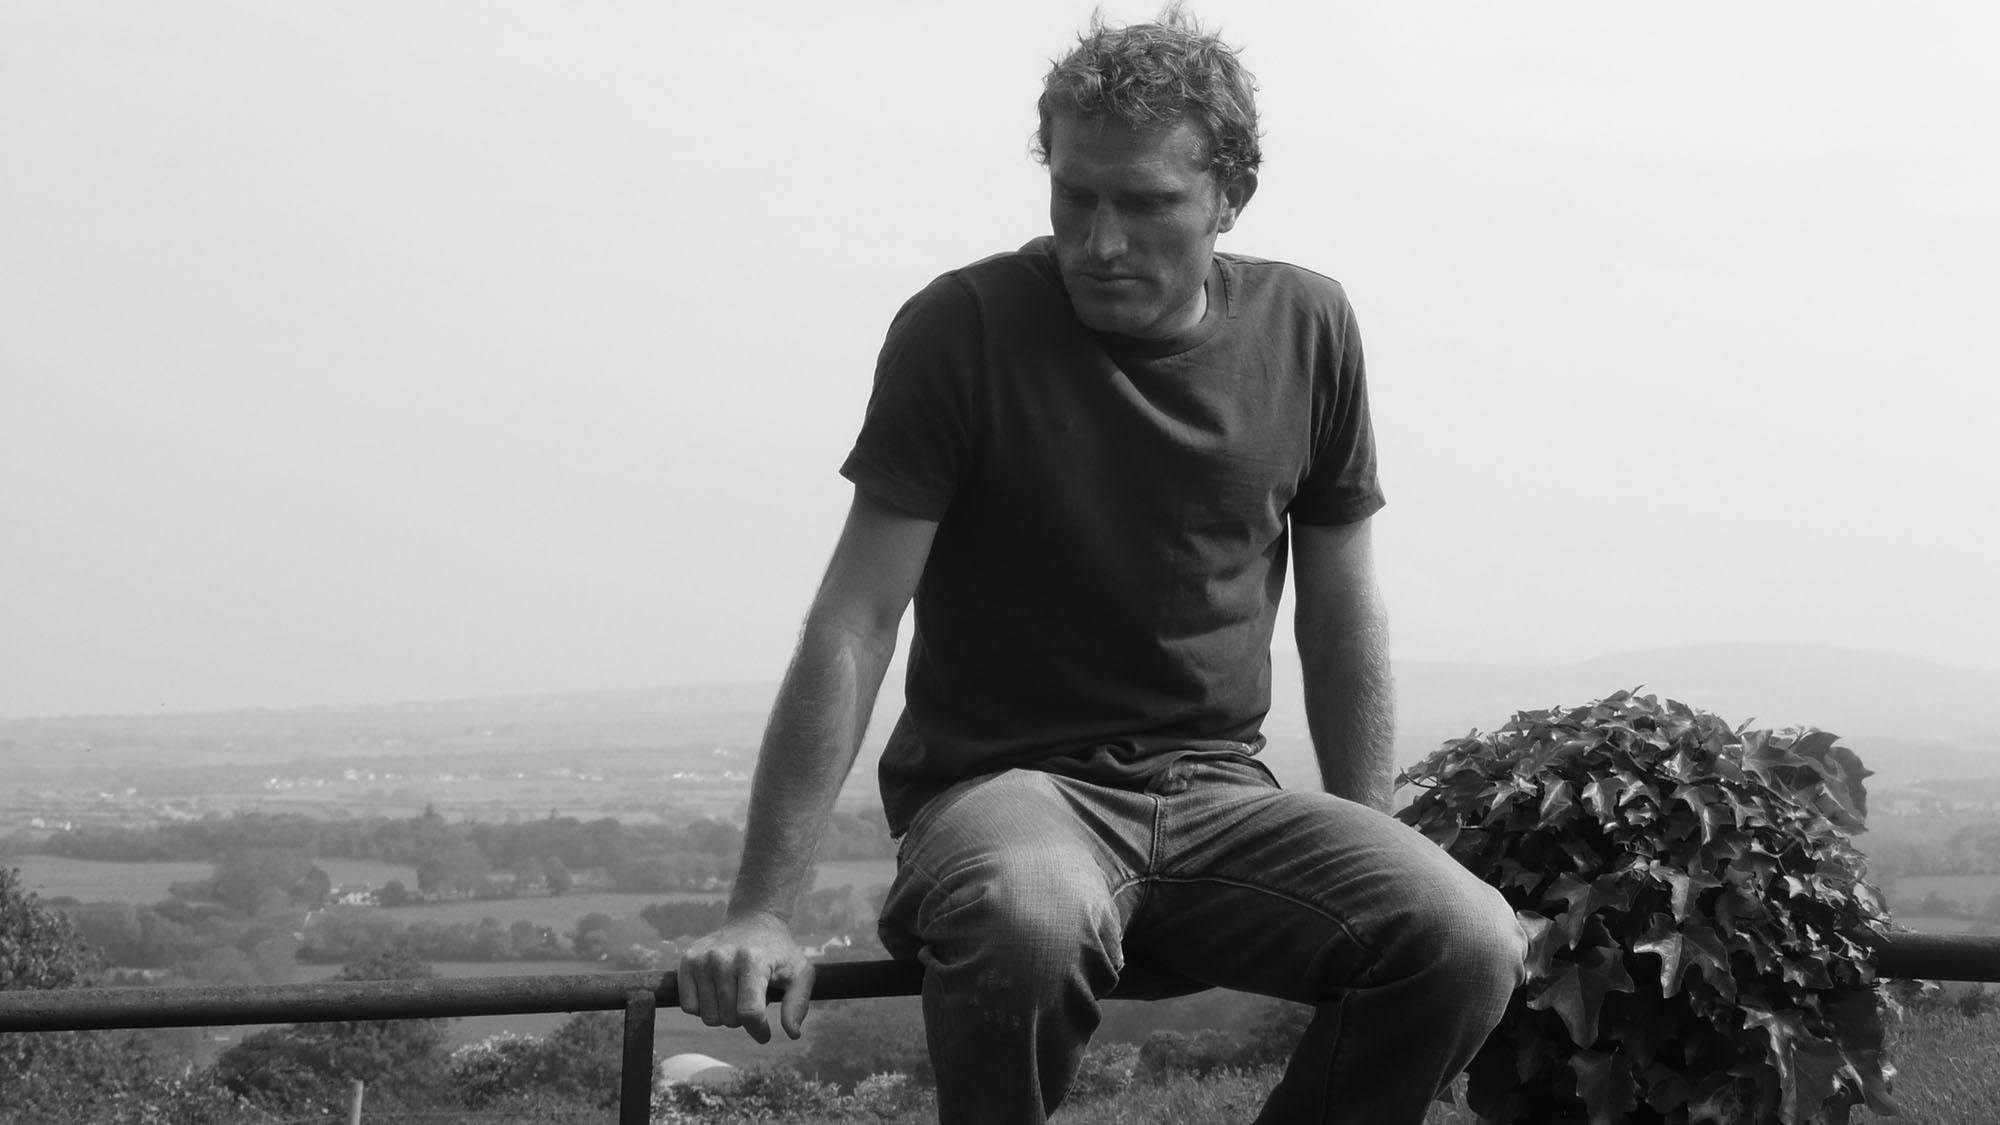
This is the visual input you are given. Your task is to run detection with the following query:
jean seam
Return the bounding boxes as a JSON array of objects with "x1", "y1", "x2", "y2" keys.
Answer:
[{"x1": 1139, "y1": 873, "x2": 1388, "y2": 987}]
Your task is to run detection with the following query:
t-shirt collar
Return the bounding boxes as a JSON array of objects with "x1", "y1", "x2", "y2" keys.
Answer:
[{"x1": 1090, "y1": 256, "x2": 1230, "y2": 359}]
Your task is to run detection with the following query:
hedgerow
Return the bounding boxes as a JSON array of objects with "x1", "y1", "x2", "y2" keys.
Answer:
[{"x1": 1396, "y1": 691, "x2": 1897, "y2": 1125}]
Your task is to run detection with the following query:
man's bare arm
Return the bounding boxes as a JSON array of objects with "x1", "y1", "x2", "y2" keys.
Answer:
[
  {"x1": 1292, "y1": 517, "x2": 1395, "y2": 812},
  {"x1": 676, "y1": 487, "x2": 936, "y2": 1042}
]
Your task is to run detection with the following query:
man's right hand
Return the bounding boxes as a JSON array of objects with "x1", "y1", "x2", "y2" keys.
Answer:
[{"x1": 675, "y1": 913, "x2": 816, "y2": 1044}]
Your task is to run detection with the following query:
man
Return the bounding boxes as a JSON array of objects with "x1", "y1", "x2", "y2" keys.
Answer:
[{"x1": 678, "y1": 11, "x2": 1525, "y2": 1123}]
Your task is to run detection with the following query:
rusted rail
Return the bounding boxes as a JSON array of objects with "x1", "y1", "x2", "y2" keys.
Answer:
[{"x1": 2, "y1": 935, "x2": 1996, "y2": 1125}]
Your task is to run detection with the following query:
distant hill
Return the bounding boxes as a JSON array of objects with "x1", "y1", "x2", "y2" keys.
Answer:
[
  {"x1": 4, "y1": 644, "x2": 1994, "y2": 795},
  {"x1": 1266, "y1": 643, "x2": 2000, "y2": 791},
  {"x1": 0, "y1": 682, "x2": 779, "y2": 782}
]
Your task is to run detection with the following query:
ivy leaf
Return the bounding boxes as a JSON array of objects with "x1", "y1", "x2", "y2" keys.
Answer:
[
  {"x1": 1568, "y1": 1049, "x2": 1637, "y2": 1125},
  {"x1": 1713, "y1": 884, "x2": 1768, "y2": 938},
  {"x1": 1684, "y1": 1076, "x2": 1751, "y2": 1125},
  {"x1": 1742, "y1": 735, "x2": 1810, "y2": 782},
  {"x1": 1741, "y1": 1004, "x2": 1847, "y2": 1125},
  {"x1": 1526, "y1": 944, "x2": 1634, "y2": 1047},
  {"x1": 1515, "y1": 910, "x2": 1559, "y2": 978},
  {"x1": 1545, "y1": 873, "x2": 1594, "y2": 950},
  {"x1": 1582, "y1": 772, "x2": 1629, "y2": 822},
  {"x1": 1822, "y1": 987, "x2": 1900, "y2": 1117},
  {"x1": 1539, "y1": 779, "x2": 1578, "y2": 828},
  {"x1": 1791, "y1": 730, "x2": 1870, "y2": 833},
  {"x1": 1634, "y1": 913, "x2": 1736, "y2": 1003}
]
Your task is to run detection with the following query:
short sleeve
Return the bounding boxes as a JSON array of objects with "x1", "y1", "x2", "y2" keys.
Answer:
[
  {"x1": 1288, "y1": 289, "x2": 1386, "y2": 526},
  {"x1": 839, "y1": 274, "x2": 982, "y2": 521}
]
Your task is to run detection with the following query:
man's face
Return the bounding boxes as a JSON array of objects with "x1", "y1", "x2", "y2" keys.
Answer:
[{"x1": 1047, "y1": 112, "x2": 1254, "y2": 340}]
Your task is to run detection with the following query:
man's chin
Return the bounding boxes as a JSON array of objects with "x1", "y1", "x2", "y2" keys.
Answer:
[{"x1": 1069, "y1": 300, "x2": 1156, "y2": 338}]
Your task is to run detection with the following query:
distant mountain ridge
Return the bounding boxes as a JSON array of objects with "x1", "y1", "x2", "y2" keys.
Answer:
[
  {"x1": 4, "y1": 644, "x2": 1995, "y2": 790},
  {"x1": 1268, "y1": 643, "x2": 2000, "y2": 790}
]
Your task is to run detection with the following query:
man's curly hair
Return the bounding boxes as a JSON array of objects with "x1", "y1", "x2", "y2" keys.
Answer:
[{"x1": 1033, "y1": 4, "x2": 1262, "y2": 183}]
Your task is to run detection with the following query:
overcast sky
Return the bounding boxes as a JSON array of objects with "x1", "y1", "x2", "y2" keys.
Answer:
[{"x1": 3, "y1": 1, "x2": 1995, "y2": 718}]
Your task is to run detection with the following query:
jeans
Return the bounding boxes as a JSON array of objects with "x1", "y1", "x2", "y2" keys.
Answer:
[{"x1": 877, "y1": 759, "x2": 1527, "y2": 1124}]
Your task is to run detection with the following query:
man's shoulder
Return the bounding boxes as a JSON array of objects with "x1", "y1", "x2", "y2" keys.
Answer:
[
  {"x1": 893, "y1": 241, "x2": 1065, "y2": 327},
  {"x1": 1218, "y1": 251, "x2": 1354, "y2": 311},
  {"x1": 944, "y1": 238, "x2": 1063, "y2": 292}
]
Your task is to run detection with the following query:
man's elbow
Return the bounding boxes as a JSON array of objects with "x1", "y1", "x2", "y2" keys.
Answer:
[{"x1": 1296, "y1": 592, "x2": 1389, "y2": 657}]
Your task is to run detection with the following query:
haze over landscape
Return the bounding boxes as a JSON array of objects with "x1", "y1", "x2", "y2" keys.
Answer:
[{"x1": 5, "y1": 0, "x2": 1997, "y2": 723}]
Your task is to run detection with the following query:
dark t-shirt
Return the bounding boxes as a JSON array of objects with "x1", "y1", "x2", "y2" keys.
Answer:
[{"x1": 841, "y1": 240, "x2": 1384, "y2": 833}]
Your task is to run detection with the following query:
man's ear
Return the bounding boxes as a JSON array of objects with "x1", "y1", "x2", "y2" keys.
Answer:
[{"x1": 1215, "y1": 170, "x2": 1258, "y2": 234}]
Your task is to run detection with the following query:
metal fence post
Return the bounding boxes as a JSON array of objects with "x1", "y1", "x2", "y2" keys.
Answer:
[{"x1": 621, "y1": 989, "x2": 657, "y2": 1125}]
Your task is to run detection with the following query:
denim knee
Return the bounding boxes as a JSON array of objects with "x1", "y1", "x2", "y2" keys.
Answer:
[
  {"x1": 921, "y1": 844, "x2": 1122, "y2": 990},
  {"x1": 1397, "y1": 873, "x2": 1527, "y2": 1002}
]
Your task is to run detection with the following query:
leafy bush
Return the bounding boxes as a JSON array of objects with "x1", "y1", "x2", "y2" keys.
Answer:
[
  {"x1": 1, "y1": 868, "x2": 250, "y2": 1124},
  {"x1": 212, "y1": 949, "x2": 453, "y2": 1113},
  {"x1": 450, "y1": 1012, "x2": 628, "y2": 1108},
  {"x1": 1137, "y1": 1028, "x2": 1257, "y2": 1083},
  {"x1": 797, "y1": 997, "x2": 933, "y2": 1089},
  {"x1": 1396, "y1": 691, "x2": 1897, "y2": 1125},
  {"x1": 1238, "y1": 997, "x2": 1313, "y2": 1067},
  {"x1": 654, "y1": 1067, "x2": 924, "y2": 1123},
  {"x1": 1069, "y1": 1041, "x2": 1139, "y2": 1100}
]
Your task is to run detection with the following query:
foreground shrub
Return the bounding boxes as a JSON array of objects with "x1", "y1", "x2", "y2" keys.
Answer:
[
  {"x1": 1137, "y1": 1027, "x2": 1256, "y2": 1083},
  {"x1": 211, "y1": 949, "x2": 453, "y2": 1114},
  {"x1": 655, "y1": 1067, "x2": 924, "y2": 1123},
  {"x1": 1069, "y1": 1041, "x2": 1139, "y2": 1100},
  {"x1": 796, "y1": 996, "x2": 932, "y2": 1089},
  {"x1": 2, "y1": 867, "x2": 248, "y2": 1124},
  {"x1": 451, "y1": 1012, "x2": 627, "y2": 1108},
  {"x1": 1397, "y1": 691, "x2": 1897, "y2": 1125}
]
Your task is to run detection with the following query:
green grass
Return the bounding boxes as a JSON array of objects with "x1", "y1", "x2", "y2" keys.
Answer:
[
  {"x1": 18, "y1": 1011, "x2": 1995, "y2": 1123},
  {"x1": 6, "y1": 855, "x2": 215, "y2": 901},
  {"x1": 1882, "y1": 1007, "x2": 2000, "y2": 1125},
  {"x1": 634, "y1": 1008, "x2": 2000, "y2": 1124}
]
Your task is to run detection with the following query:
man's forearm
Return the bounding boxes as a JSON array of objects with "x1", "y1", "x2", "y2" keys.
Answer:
[
  {"x1": 1298, "y1": 616, "x2": 1396, "y2": 811},
  {"x1": 726, "y1": 608, "x2": 897, "y2": 923}
]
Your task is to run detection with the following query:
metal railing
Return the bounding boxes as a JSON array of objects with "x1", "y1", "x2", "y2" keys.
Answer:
[{"x1": 4, "y1": 934, "x2": 1998, "y2": 1125}]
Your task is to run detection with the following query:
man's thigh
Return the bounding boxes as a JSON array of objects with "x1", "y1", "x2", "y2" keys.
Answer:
[
  {"x1": 1126, "y1": 762, "x2": 1511, "y2": 1002},
  {"x1": 876, "y1": 769, "x2": 1155, "y2": 963}
]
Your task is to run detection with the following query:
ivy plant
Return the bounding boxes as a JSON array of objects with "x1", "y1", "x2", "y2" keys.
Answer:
[{"x1": 1396, "y1": 691, "x2": 1899, "y2": 1125}]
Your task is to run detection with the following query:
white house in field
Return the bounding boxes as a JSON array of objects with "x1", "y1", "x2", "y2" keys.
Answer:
[{"x1": 660, "y1": 1053, "x2": 737, "y2": 1089}]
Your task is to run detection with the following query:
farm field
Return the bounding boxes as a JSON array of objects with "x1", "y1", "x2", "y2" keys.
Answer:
[
  {"x1": 164, "y1": 957, "x2": 813, "y2": 1070},
  {"x1": 1889, "y1": 874, "x2": 2000, "y2": 912},
  {"x1": 1892, "y1": 915, "x2": 1983, "y2": 936},
  {"x1": 4, "y1": 854, "x2": 417, "y2": 903},
  {"x1": 368, "y1": 888, "x2": 721, "y2": 930},
  {"x1": 6, "y1": 855, "x2": 215, "y2": 901}
]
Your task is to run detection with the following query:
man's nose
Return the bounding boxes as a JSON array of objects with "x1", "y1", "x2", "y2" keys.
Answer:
[{"x1": 1085, "y1": 206, "x2": 1127, "y2": 262}]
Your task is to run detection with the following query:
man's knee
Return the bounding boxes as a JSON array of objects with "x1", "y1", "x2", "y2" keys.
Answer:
[
  {"x1": 928, "y1": 845, "x2": 1121, "y2": 978},
  {"x1": 1402, "y1": 872, "x2": 1527, "y2": 1000}
]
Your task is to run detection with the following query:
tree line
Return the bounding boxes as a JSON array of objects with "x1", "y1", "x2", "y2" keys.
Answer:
[
  {"x1": 24, "y1": 806, "x2": 897, "y2": 977},
  {"x1": 34, "y1": 804, "x2": 895, "y2": 890}
]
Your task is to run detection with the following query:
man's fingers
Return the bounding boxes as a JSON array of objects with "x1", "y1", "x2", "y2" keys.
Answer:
[
  {"x1": 679, "y1": 949, "x2": 731, "y2": 1027},
  {"x1": 735, "y1": 955, "x2": 773, "y2": 1044},
  {"x1": 711, "y1": 956, "x2": 739, "y2": 1028},
  {"x1": 779, "y1": 960, "x2": 816, "y2": 1040},
  {"x1": 675, "y1": 962, "x2": 700, "y2": 1018}
]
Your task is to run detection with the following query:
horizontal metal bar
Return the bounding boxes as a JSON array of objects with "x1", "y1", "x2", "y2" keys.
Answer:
[
  {"x1": 2, "y1": 932, "x2": 1995, "y2": 1036},
  {"x1": 1868, "y1": 931, "x2": 2000, "y2": 984},
  {"x1": 0, "y1": 961, "x2": 932, "y2": 1034}
]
